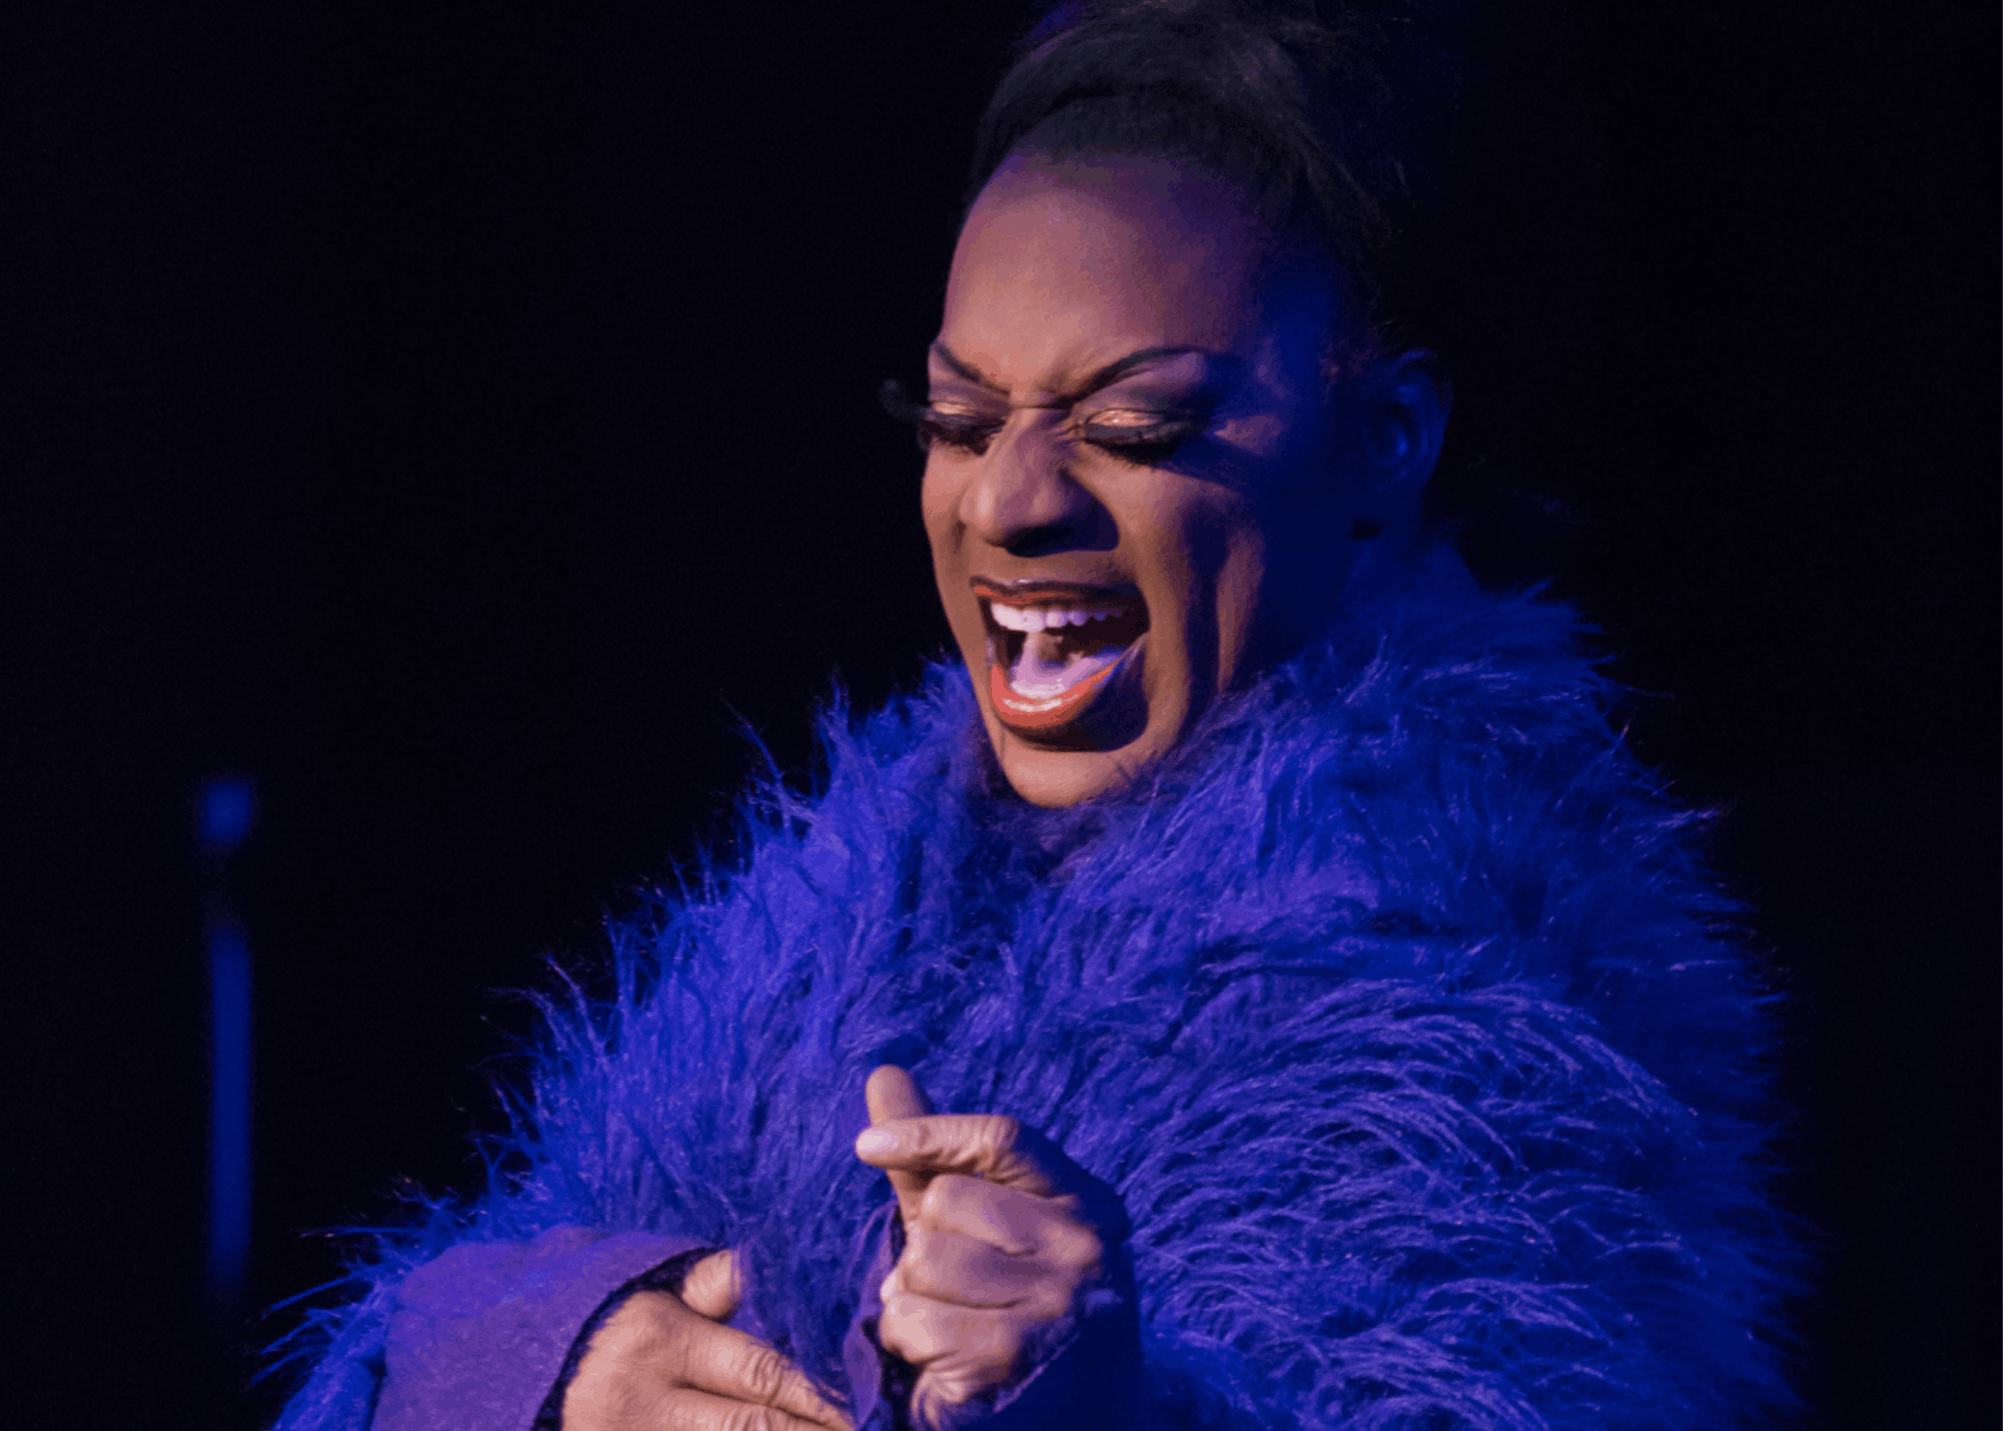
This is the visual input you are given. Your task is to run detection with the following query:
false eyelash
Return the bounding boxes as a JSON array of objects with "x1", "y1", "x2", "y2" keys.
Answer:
[
  {"x1": 1076, "y1": 416, "x2": 1208, "y2": 462},
  {"x1": 877, "y1": 378, "x2": 1208, "y2": 463},
  {"x1": 880, "y1": 378, "x2": 1008, "y2": 455},
  {"x1": 879, "y1": 379, "x2": 987, "y2": 454},
  {"x1": 922, "y1": 412, "x2": 1006, "y2": 455}
]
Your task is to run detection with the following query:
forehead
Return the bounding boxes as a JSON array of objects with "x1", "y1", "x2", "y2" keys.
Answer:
[{"x1": 940, "y1": 155, "x2": 1271, "y2": 393}]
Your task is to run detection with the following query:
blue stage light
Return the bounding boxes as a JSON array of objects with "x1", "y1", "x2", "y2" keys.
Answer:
[
  {"x1": 199, "y1": 775, "x2": 255, "y2": 1306},
  {"x1": 200, "y1": 776, "x2": 255, "y2": 854},
  {"x1": 207, "y1": 923, "x2": 252, "y2": 1302}
]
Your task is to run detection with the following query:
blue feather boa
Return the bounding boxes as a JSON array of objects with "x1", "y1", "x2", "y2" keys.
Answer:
[{"x1": 275, "y1": 549, "x2": 1798, "y2": 1428}]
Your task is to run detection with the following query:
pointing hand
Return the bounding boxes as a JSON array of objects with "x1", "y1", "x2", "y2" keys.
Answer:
[{"x1": 855, "y1": 1066, "x2": 1118, "y2": 1428}]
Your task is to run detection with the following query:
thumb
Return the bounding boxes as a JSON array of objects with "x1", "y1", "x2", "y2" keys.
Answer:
[
  {"x1": 678, "y1": 1249, "x2": 742, "y2": 1322},
  {"x1": 863, "y1": 1064, "x2": 934, "y2": 1225}
]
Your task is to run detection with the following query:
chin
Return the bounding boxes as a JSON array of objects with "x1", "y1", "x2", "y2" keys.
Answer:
[
  {"x1": 975, "y1": 639, "x2": 1206, "y2": 808},
  {"x1": 995, "y1": 743, "x2": 1131, "y2": 807},
  {"x1": 987, "y1": 731, "x2": 1144, "y2": 807}
]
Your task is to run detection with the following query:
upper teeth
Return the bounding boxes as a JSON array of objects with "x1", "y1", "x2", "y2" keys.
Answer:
[{"x1": 989, "y1": 603, "x2": 1128, "y2": 633}]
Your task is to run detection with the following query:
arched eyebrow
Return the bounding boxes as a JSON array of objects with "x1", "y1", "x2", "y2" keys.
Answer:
[{"x1": 928, "y1": 341, "x2": 1235, "y2": 399}]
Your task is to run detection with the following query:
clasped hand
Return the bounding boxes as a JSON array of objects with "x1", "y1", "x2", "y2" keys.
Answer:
[
  {"x1": 563, "y1": 1065, "x2": 1112, "y2": 1430},
  {"x1": 560, "y1": 1247, "x2": 847, "y2": 1431}
]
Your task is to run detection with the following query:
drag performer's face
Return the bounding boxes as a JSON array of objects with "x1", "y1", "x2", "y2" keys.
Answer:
[{"x1": 924, "y1": 152, "x2": 1441, "y2": 806}]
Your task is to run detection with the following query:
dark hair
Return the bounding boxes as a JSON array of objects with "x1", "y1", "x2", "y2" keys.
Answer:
[
  {"x1": 972, "y1": 2, "x2": 1474, "y2": 356},
  {"x1": 968, "y1": 1, "x2": 1591, "y2": 573}
]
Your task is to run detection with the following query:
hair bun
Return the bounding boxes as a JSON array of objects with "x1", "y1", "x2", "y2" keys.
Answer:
[{"x1": 972, "y1": 1, "x2": 1474, "y2": 344}]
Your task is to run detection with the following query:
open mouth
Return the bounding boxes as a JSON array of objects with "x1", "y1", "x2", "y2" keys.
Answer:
[{"x1": 972, "y1": 579, "x2": 1149, "y2": 736}]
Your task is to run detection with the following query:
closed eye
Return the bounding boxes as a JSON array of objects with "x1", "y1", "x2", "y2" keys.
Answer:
[
  {"x1": 923, "y1": 410, "x2": 1208, "y2": 462},
  {"x1": 879, "y1": 380, "x2": 1209, "y2": 463},
  {"x1": 880, "y1": 379, "x2": 1006, "y2": 456},
  {"x1": 915, "y1": 408, "x2": 1006, "y2": 456},
  {"x1": 1076, "y1": 411, "x2": 1209, "y2": 463}
]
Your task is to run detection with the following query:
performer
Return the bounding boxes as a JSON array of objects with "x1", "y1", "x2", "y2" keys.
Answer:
[{"x1": 274, "y1": 4, "x2": 1797, "y2": 1428}]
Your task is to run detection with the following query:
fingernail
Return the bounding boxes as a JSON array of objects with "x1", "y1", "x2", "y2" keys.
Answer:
[{"x1": 855, "y1": 1127, "x2": 895, "y2": 1158}]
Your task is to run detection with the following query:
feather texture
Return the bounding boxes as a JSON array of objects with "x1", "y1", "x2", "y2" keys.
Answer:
[{"x1": 272, "y1": 548, "x2": 1797, "y2": 1429}]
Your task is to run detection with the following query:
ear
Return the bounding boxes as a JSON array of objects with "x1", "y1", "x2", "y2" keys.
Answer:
[{"x1": 1358, "y1": 350, "x2": 1451, "y2": 524}]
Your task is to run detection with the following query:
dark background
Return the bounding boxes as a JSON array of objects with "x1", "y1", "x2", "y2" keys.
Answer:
[{"x1": 3, "y1": 2, "x2": 1994, "y2": 1427}]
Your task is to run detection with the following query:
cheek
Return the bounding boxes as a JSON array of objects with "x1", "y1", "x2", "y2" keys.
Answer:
[
  {"x1": 1196, "y1": 499, "x2": 1272, "y2": 685},
  {"x1": 1114, "y1": 478, "x2": 1268, "y2": 685},
  {"x1": 921, "y1": 463, "x2": 987, "y2": 656},
  {"x1": 920, "y1": 462, "x2": 949, "y2": 535},
  {"x1": 1216, "y1": 538, "x2": 1266, "y2": 648},
  {"x1": 920, "y1": 465, "x2": 962, "y2": 571}
]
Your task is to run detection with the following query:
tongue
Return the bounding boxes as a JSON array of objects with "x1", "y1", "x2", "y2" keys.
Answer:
[{"x1": 1008, "y1": 630, "x2": 1125, "y2": 697}]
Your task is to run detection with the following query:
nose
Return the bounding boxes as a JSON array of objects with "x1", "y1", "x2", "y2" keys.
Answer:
[{"x1": 958, "y1": 414, "x2": 1107, "y2": 556}]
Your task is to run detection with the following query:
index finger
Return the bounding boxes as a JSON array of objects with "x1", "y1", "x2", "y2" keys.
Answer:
[
  {"x1": 672, "y1": 1311, "x2": 850, "y2": 1430},
  {"x1": 853, "y1": 1114, "x2": 1072, "y2": 1198}
]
